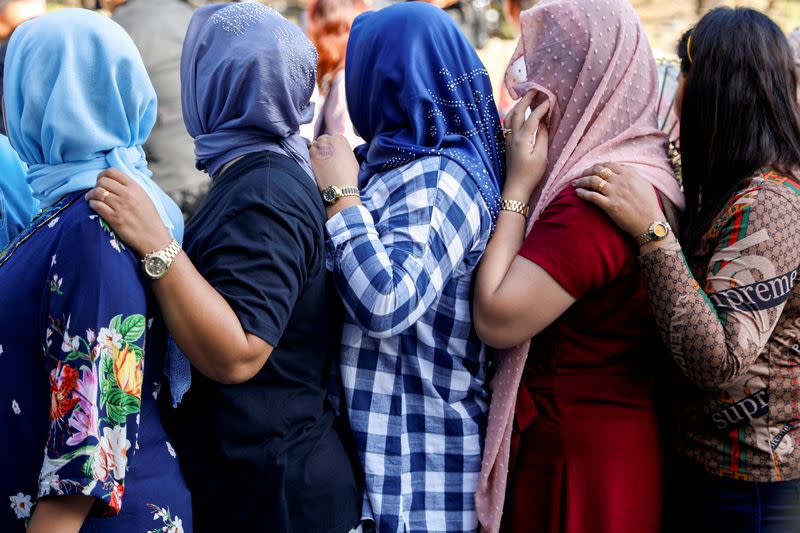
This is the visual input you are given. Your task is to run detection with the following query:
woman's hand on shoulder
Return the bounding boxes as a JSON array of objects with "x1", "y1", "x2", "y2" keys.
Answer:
[
  {"x1": 503, "y1": 90, "x2": 550, "y2": 202},
  {"x1": 86, "y1": 168, "x2": 172, "y2": 257},
  {"x1": 309, "y1": 134, "x2": 360, "y2": 191},
  {"x1": 573, "y1": 163, "x2": 665, "y2": 239}
]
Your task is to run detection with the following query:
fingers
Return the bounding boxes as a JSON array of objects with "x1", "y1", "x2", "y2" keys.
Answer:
[
  {"x1": 599, "y1": 162, "x2": 625, "y2": 174},
  {"x1": 574, "y1": 187, "x2": 612, "y2": 209},
  {"x1": 310, "y1": 134, "x2": 352, "y2": 161},
  {"x1": 534, "y1": 121, "x2": 549, "y2": 154},
  {"x1": 571, "y1": 175, "x2": 612, "y2": 194},
  {"x1": 95, "y1": 175, "x2": 126, "y2": 197},
  {"x1": 309, "y1": 136, "x2": 335, "y2": 161},
  {"x1": 520, "y1": 100, "x2": 550, "y2": 143},
  {"x1": 87, "y1": 198, "x2": 116, "y2": 221},
  {"x1": 508, "y1": 90, "x2": 536, "y2": 136},
  {"x1": 85, "y1": 186, "x2": 120, "y2": 207},
  {"x1": 580, "y1": 163, "x2": 620, "y2": 179},
  {"x1": 97, "y1": 167, "x2": 133, "y2": 186}
]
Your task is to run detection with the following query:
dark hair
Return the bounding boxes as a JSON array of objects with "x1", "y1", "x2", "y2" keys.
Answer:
[{"x1": 677, "y1": 8, "x2": 800, "y2": 252}]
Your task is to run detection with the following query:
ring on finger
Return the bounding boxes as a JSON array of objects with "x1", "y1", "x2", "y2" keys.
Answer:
[
  {"x1": 597, "y1": 178, "x2": 608, "y2": 192},
  {"x1": 101, "y1": 190, "x2": 110, "y2": 203},
  {"x1": 598, "y1": 167, "x2": 614, "y2": 181},
  {"x1": 502, "y1": 128, "x2": 513, "y2": 139}
]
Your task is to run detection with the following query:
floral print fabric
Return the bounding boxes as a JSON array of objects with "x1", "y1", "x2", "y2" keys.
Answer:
[
  {"x1": 40, "y1": 312, "x2": 146, "y2": 514},
  {"x1": 1, "y1": 192, "x2": 191, "y2": 531}
]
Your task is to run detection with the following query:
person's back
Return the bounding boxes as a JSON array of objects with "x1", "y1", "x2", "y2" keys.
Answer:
[
  {"x1": 0, "y1": 194, "x2": 190, "y2": 532},
  {"x1": 86, "y1": 4, "x2": 362, "y2": 531},
  {"x1": 471, "y1": 0, "x2": 684, "y2": 531},
  {"x1": 171, "y1": 150, "x2": 360, "y2": 532},
  {"x1": 0, "y1": 9, "x2": 189, "y2": 531},
  {"x1": 113, "y1": 0, "x2": 208, "y2": 218},
  {"x1": 309, "y1": 4, "x2": 506, "y2": 530}
]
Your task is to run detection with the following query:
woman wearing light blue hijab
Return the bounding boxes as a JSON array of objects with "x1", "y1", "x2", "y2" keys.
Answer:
[
  {"x1": 86, "y1": 3, "x2": 361, "y2": 532},
  {"x1": 0, "y1": 9, "x2": 190, "y2": 533}
]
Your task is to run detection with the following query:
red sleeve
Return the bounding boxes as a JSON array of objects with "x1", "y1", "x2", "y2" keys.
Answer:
[{"x1": 519, "y1": 187, "x2": 634, "y2": 298}]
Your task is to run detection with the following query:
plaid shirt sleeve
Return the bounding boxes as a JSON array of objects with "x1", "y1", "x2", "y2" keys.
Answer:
[{"x1": 325, "y1": 158, "x2": 483, "y2": 338}]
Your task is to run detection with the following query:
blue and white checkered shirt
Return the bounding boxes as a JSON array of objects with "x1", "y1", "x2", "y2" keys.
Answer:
[{"x1": 326, "y1": 156, "x2": 492, "y2": 533}]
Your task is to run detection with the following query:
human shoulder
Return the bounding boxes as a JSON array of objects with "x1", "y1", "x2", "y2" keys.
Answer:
[
  {"x1": 537, "y1": 185, "x2": 628, "y2": 242},
  {"x1": 43, "y1": 195, "x2": 140, "y2": 283},
  {"x1": 380, "y1": 155, "x2": 480, "y2": 199},
  {"x1": 218, "y1": 152, "x2": 320, "y2": 214},
  {"x1": 751, "y1": 169, "x2": 800, "y2": 208},
  {"x1": 519, "y1": 186, "x2": 638, "y2": 297},
  {"x1": 711, "y1": 169, "x2": 800, "y2": 229}
]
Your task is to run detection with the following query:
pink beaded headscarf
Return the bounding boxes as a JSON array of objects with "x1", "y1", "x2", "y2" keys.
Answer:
[{"x1": 475, "y1": 0, "x2": 683, "y2": 530}]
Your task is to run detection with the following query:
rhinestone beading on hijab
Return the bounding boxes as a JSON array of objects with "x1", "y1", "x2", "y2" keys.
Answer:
[
  {"x1": 505, "y1": 0, "x2": 684, "y2": 224},
  {"x1": 345, "y1": 2, "x2": 506, "y2": 222},
  {"x1": 181, "y1": 2, "x2": 317, "y2": 179}
]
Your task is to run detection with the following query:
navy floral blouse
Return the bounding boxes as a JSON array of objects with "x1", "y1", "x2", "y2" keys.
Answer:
[{"x1": 0, "y1": 192, "x2": 191, "y2": 532}]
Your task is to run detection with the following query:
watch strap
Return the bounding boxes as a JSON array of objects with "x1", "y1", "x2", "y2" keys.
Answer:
[
  {"x1": 500, "y1": 198, "x2": 530, "y2": 218},
  {"x1": 162, "y1": 239, "x2": 182, "y2": 263},
  {"x1": 635, "y1": 231, "x2": 654, "y2": 246},
  {"x1": 338, "y1": 186, "x2": 360, "y2": 199}
]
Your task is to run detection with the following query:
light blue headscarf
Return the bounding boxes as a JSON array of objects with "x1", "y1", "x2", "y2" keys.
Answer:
[{"x1": 4, "y1": 9, "x2": 183, "y2": 241}]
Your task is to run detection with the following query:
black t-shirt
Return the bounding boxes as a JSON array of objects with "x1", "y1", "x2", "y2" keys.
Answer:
[{"x1": 168, "y1": 151, "x2": 360, "y2": 533}]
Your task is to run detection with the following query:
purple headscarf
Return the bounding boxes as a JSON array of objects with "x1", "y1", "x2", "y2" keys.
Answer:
[{"x1": 180, "y1": 2, "x2": 317, "y2": 178}]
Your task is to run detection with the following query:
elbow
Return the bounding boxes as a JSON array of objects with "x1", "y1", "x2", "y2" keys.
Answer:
[
  {"x1": 197, "y1": 348, "x2": 273, "y2": 385},
  {"x1": 210, "y1": 364, "x2": 259, "y2": 385},
  {"x1": 357, "y1": 316, "x2": 410, "y2": 339},
  {"x1": 689, "y1": 371, "x2": 740, "y2": 391},
  {"x1": 677, "y1": 357, "x2": 742, "y2": 391},
  {"x1": 473, "y1": 303, "x2": 526, "y2": 350},
  {"x1": 352, "y1": 295, "x2": 415, "y2": 339}
]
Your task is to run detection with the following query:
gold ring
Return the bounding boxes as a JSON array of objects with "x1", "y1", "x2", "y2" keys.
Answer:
[
  {"x1": 597, "y1": 179, "x2": 608, "y2": 192},
  {"x1": 502, "y1": 128, "x2": 513, "y2": 139},
  {"x1": 101, "y1": 190, "x2": 110, "y2": 203},
  {"x1": 598, "y1": 167, "x2": 614, "y2": 181}
]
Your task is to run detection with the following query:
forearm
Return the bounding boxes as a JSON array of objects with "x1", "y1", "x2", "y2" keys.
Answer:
[
  {"x1": 474, "y1": 207, "x2": 583, "y2": 348},
  {"x1": 27, "y1": 495, "x2": 94, "y2": 533},
  {"x1": 152, "y1": 253, "x2": 269, "y2": 383},
  {"x1": 475, "y1": 211, "x2": 527, "y2": 303},
  {"x1": 639, "y1": 243, "x2": 742, "y2": 388}
]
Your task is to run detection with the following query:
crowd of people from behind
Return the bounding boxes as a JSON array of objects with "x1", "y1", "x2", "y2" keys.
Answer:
[{"x1": 1, "y1": 1, "x2": 800, "y2": 533}]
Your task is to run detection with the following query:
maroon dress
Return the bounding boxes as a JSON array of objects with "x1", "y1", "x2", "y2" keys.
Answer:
[{"x1": 502, "y1": 187, "x2": 664, "y2": 533}]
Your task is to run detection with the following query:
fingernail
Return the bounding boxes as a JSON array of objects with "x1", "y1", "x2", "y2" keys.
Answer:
[{"x1": 571, "y1": 181, "x2": 578, "y2": 187}]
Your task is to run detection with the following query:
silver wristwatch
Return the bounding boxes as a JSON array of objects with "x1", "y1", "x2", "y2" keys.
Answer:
[{"x1": 141, "y1": 239, "x2": 181, "y2": 280}]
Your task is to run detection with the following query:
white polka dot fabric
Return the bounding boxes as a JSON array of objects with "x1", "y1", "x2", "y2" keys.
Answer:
[{"x1": 476, "y1": 1, "x2": 684, "y2": 531}]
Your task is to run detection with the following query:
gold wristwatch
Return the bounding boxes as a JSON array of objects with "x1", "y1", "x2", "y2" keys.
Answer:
[
  {"x1": 141, "y1": 239, "x2": 181, "y2": 280},
  {"x1": 321, "y1": 185, "x2": 360, "y2": 207},
  {"x1": 635, "y1": 221, "x2": 671, "y2": 246}
]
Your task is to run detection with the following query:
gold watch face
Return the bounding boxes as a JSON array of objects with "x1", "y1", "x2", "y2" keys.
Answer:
[
  {"x1": 144, "y1": 255, "x2": 168, "y2": 279},
  {"x1": 653, "y1": 222, "x2": 669, "y2": 238}
]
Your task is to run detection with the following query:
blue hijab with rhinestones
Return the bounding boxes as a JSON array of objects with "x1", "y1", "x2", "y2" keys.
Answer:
[
  {"x1": 181, "y1": 2, "x2": 317, "y2": 179},
  {"x1": 346, "y1": 2, "x2": 505, "y2": 220}
]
